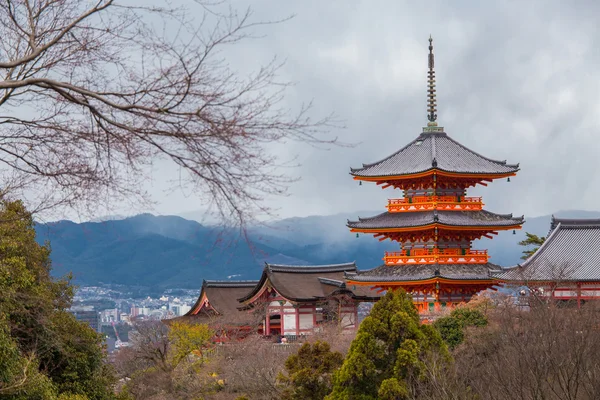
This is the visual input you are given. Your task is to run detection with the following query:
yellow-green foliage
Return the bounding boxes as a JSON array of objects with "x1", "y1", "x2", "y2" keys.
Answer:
[{"x1": 168, "y1": 321, "x2": 214, "y2": 368}]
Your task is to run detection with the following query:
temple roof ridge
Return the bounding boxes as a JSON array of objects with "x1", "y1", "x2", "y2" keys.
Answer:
[
  {"x1": 203, "y1": 279, "x2": 259, "y2": 288},
  {"x1": 550, "y1": 216, "x2": 600, "y2": 231},
  {"x1": 266, "y1": 262, "x2": 357, "y2": 273}
]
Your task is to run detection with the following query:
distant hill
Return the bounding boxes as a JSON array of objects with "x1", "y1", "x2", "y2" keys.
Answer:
[{"x1": 36, "y1": 210, "x2": 600, "y2": 289}]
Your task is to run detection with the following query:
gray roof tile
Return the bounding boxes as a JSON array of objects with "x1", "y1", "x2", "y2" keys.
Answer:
[
  {"x1": 496, "y1": 218, "x2": 600, "y2": 282},
  {"x1": 347, "y1": 210, "x2": 524, "y2": 230},
  {"x1": 351, "y1": 132, "x2": 519, "y2": 177},
  {"x1": 346, "y1": 263, "x2": 500, "y2": 282},
  {"x1": 266, "y1": 262, "x2": 357, "y2": 273},
  {"x1": 238, "y1": 262, "x2": 379, "y2": 303}
]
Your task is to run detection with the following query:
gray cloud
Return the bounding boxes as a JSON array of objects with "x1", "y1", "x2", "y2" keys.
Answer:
[{"x1": 128, "y1": 0, "x2": 600, "y2": 222}]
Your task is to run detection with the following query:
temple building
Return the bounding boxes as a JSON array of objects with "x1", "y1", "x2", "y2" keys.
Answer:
[
  {"x1": 177, "y1": 280, "x2": 260, "y2": 341},
  {"x1": 496, "y1": 217, "x2": 600, "y2": 307},
  {"x1": 180, "y1": 263, "x2": 380, "y2": 337},
  {"x1": 238, "y1": 262, "x2": 380, "y2": 336},
  {"x1": 344, "y1": 37, "x2": 524, "y2": 315}
]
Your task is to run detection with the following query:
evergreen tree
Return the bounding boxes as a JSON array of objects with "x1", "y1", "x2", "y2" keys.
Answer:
[
  {"x1": 518, "y1": 232, "x2": 545, "y2": 260},
  {"x1": 326, "y1": 290, "x2": 450, "y2": 400},
  {"x1": 278, "y1": 341, "x2": 344, "y2": 400},
  {"x1": 0, "y1": 200, "x2": 116, "y2": 399},
  {"x1": 434, "y1": 308, "x2": 487, "y2": 349}
]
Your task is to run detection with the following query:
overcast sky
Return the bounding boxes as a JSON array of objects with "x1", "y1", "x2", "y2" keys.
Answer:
[{"x1": 134, "y1": 0, "x2": 600, "y2": 222}]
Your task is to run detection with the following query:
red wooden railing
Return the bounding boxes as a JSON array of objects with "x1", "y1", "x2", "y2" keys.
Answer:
[
  {"x1": 384, "y1": 249, "x2": 489, "y2": 265},
  {"x1": 387, "y1": 196, "x2": 483, "y2": 212}
]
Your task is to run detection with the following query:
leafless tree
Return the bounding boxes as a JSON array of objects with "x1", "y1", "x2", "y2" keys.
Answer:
[
  {"x1": 0, "y1": 0, "x2": 336, "y2": 223},
  {"x1": 209, "y1": 335, "x2": 294, "y2": 400},
  {"x1": 504, "y1": 260, "x2": 579, "y2": 308},
  {"x1": 449, "y1": 303, "x2": 600, "y2": 400}
]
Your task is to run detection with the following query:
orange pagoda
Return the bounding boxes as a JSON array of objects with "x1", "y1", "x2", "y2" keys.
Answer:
[{"x1": 345, "y1": 37, "x2": 524, "y2": 315}]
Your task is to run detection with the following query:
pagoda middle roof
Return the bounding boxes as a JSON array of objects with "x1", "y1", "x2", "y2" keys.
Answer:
[
  {"x1": 345, "y1": 263, "x2": 500, "y2": 283},
  {"x1": 348, "y1": 210, "x2": 524, "y2": 230},
  {"x1": 351, "y1": 131, "x2": 519, "y2": 178}
]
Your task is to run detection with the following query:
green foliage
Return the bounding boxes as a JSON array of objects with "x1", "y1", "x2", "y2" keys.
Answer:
[
  {"x1": 450, "y1": 308, "x2": 488, "y2": 327},
  {"x1": 0, "y1": 200, "x2": 116, "y2": 399},
  {"x1": 326, "y1": 290, "x2": 450, "y2": 400},
  {"x1": 518, "y1": 232, "x2": 545, "y2": 260},
  {"x1": 434, "y1": 308, "x2": 488, "y2": 349},
  {"x1": 433, "y1": 316, "x2": 464, "y2": 350},
  {"x1": 278, "y1": 341, "x2": 344, "y2": 400}
]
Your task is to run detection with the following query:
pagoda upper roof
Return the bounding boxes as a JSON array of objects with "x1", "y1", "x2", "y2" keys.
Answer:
[
  {"x1": 496, "y1": 217, "x2": 600, "y2": 282},
  {"x1": 345, "y1": 263, "x2": 500, "y2": 283},
  {"x1": 184, "y1": 279, "x2": 258, "y2": 319},
  {"x1": 348, "y1": 210, "x2": 524, "y2": 230},
  {"x1": 350, "y1": 131, "x2": 519, "y2": 178},
  {"x1": 238, "y1": 262, "x2": 381, "y2": 304}
]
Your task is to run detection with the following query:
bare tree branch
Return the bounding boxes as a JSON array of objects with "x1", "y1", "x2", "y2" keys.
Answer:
[{"x1": 0, "y1": 0, "x2": 339, "y2": 224}]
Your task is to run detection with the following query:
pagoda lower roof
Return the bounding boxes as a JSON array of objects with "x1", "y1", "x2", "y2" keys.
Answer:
[
  {"x1": 350, "y1": 131, "x2": 519, "y2": 179},
  {"x1": 345, "y1": 263, "x2": 501, "y2": 283},
  {"x1": 348, "y1": 210, "x2": 524, "y2": 230}
]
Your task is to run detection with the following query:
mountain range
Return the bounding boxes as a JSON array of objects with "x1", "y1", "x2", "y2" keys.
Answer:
[{"x1": 35, "y1": 209, "x2": 600, "y2": 289}]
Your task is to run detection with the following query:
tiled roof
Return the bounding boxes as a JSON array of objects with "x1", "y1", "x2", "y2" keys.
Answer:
[
  {"x1": 184, "y1": 279, "x2": 259, "y2": 321},
  {"x1": 351, "y1": 131, "x2": 519, "y2": 177},
  {"x1": 318, "y1": 277, "x2": 346, "y2": 287},
  {"x1": 346, "y1": 263, "x2": 500, "y2": 283},
  {"x1": 348, "y1": 210, "x2": 524, "y2": 230},
  {"x1": 238, "y1": 262, "x2": 380, "y2": 303},
  {"x1": 496, "y1": 218, "x2": 600, "y2": 282},
  {"x1": 204, "y1": 280, "x2": 260, "y2": 288},
  {"x1": 266, "y1": 262, "x2": 357, "y2": 273}
]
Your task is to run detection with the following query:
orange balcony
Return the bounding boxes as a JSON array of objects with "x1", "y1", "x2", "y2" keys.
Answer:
[
  {"x1": 387, "y1": 196, "x2": 483, "y2": 212},
  {"x1": 384, "y1": 248, "x2": 489, "y2": 265}
]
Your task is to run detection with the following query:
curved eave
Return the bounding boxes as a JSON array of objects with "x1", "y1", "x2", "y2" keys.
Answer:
[
  {"x1": 351, "y1": 169, "x2": 518, "y2": 181},
  {"x1": 237, "y1": 271, "x2": 270, "y2": 304},
  {"x1": 346, "y1": 277, "x2": 497, "y2": 286},
  {"x1": 236, "y1": 269, "x2": 308, "y2": 305},
  {"x1": 185, "y1": 281, "x2": 213, "y2": 316},
  {"x1": 497, "y1": 277, "x2": 600, "y2": 284},
  {"x1": 348, "y1": 223, "x2": 524, "y2": 233}
]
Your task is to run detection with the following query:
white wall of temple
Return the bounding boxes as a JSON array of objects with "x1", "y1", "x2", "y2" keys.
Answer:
[{"x1": 264, "y1": 299, "x2": 360, "y2": 335}]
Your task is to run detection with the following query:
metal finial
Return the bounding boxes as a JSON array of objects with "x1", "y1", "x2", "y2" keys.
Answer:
[{"x1": 427, "y1": 35, "x2": 438, "y2": 127}]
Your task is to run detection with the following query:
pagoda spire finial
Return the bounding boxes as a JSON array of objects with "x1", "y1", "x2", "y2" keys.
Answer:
[{"x1": 427, "y1": 35, "x2": 438, "y2": 127}]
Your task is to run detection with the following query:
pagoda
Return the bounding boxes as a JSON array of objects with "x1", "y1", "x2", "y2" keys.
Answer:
[{"x1": 345, "y1": 37, "x2": 524, "y2": 314}]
